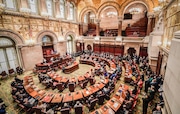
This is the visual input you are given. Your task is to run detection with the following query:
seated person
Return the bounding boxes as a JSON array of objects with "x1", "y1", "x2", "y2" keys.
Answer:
[
  {"x1": 50, "y1": 57, "x2": 54, "y2": 62},
  {"x1": 60, "y1": 103, "x2": 70, "y2": 111},
  {"x1": 43, "y1": 58, "x2": 47, "y2": 63},
  {"x1": 74, "y1": 101, "x2": 83, "y2": 108}
]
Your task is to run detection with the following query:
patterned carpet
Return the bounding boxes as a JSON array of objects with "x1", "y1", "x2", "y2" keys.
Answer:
[{"x1": 0, "y1": 60, "x2": 157, "y2": 114}]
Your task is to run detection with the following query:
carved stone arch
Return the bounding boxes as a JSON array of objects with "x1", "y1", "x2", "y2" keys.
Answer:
[
  {"x1": 0, "y1": 29, "x2": 24, "y2": 45},
  {"x1": 36, "y1": 30, "x2": 58, "y2": 44},
  {"x1": 64, "y1": 31, "x2": 76, "y2": 40},
  {"x1": 120, "y1": 0, "x2": 151, "y2": 15},
  {"x1": 97, "y1": 1, "x2": 120, "y2": 19},
  {"x1": 79, "y1": 6, "x2": 97, "y2": 23}
]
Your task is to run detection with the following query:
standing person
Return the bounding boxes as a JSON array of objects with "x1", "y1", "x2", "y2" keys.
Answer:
[{"x1": 142, "y1": 95, "x2": 150, "y2": 114}]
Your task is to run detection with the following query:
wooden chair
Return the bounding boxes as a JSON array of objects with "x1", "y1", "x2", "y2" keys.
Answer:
[
  {"x1": 68, "y1": 83, "x2": 75, "y2": 92},
  {"x1": 8, "y1": 68, "x2": 16, "y2": 76},
  {"x1": 56, "y1": 83, "x2": 65, "y2": 92},
  {"x1": 1, "y1": 71, "x2": 8, "y2": 79}
]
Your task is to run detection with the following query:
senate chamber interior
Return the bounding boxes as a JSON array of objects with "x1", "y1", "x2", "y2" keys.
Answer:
[{"x1": 0, "y1": 0, "x2": 179, "y2": 114}]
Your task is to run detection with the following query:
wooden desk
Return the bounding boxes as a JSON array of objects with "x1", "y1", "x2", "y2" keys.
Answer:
[
  {"x1": 78, "y1": 76, "x2": 85, "y2": 82},
  {"x1": 72, "y1": 91, "x2": 83, "y2": 101},
  {"x1": 51, "y1": 94, "x2": 63, "y2": 103},
  {"x1": 63, "y1": 93, "x2": 73, "y2": 103},
  {"x1": 82, "y1": 88, "x2": 92, "y2": 98},
  {"x1": 63, "y1": 62, "x2": 79, "y2": 74},
  {"x1": 61, "y1": 77, "x2": 69, "y2": 83},
  {"x1": 100, "y1": 104, "x2": 115, "y2": 114},
  {"x1": 42, "y1": 93, "x2": 54, "y2": 103},
  {"x1": 44, "y1": 53, "x2": 60, "y2": 62},
  {"x1": 107, "y1": 97, "x2": 122, "y2": 112}
]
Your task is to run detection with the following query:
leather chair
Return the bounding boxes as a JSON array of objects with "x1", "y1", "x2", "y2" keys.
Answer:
[
  {"x1": 60, "y1": 107, "x2": 70, "y2": 114},
  {"x1": 89, "y1": 78, "x2": 96, "y2": 85},
  {"x1": 56, "y1": 83, "x2": 65, "y2": 92},
  {"x1": 1, "y1": 71, "x2": 8, "y2": 79},
  {"x1": 98, "y1": 94, "x2": 105, "y2": 105},
  {"x1": 87, "y1": 98, "x2": 98, "y2": 111},
  {"x1": 33, "y1": 107, "x2": 41, "y2": 114},
  {"x1": 68, "y1": 83, "x2": 75, "y2": 92},
  {"x1": 75, "y1": 106, "x2": 83, "y2": 114}
]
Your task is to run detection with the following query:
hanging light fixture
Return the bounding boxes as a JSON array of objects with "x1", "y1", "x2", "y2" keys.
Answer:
[{"x1": 129, "y1": 8, "x2": 141, "y2": 14}]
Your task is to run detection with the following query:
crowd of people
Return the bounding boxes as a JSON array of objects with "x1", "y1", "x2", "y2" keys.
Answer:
[{"x1": 4, "y1": 51, "x2": 165, "y2": 114}]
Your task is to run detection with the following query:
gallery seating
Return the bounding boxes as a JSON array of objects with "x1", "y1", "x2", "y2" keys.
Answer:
[
  {"x1": 1, "y1": 71, "x2": 8, "y2": 79},
  {"x1": 8, "y1": 69, "x2": 16, "y2": 76}
]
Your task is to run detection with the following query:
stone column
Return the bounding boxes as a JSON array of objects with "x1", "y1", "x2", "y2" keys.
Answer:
[
  {"x1": 54, "y1": 0, "x2": 60, "y2": 18},
  {"x1": 39, "y1": 0, "x2": 48, "y2": 16},
  {"x1": 163, "y1": 31, "x2": 180, "y2": 114},
  {"x1": 146, "y1": 13, "x2": 154, "y2": 36},
  {"x1": 19, "y1": 0, "x2": 29, "y2": 9},
  {"x1": 88, "y1": 12, "x2": 91, "y2": 23},
  {"x1": 95, "y1": 19, "x2": 101, "y2": 36},
  {"x1": 118, "y1": 16, "x2": 123, "y2": 36},
  {"x1": 79, "y1": 23, "x2": 83, "y2": 36}
]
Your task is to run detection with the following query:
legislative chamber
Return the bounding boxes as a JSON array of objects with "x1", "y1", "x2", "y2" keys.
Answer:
[{"x1": 0, "y1": 0, "x2": 179, "y2": 114}]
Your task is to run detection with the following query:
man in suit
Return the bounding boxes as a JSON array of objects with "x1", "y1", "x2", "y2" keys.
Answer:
[{"x1": 142, "y1": 95, "x2": 150, "y2": 114}]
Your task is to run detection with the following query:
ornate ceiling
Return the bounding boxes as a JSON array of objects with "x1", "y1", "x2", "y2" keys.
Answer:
[{"x1": 77, "y1": 0, "x2": 159, "y2": 21}]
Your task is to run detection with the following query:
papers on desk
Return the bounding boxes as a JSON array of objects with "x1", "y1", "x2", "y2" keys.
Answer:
[
  {"x1": 113, "y1": 102, "x2": 118, "y2": 108},
  {"x1": 108, "y1": 108, "x2": 115, "y2": 114},
  {"x1": 86, "y1": 91, "x2": 90, "y2": 94}
]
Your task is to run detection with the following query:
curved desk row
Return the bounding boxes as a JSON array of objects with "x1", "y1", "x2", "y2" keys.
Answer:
[
  {"x1": 62, "y1": 62, "x2": 79, "y2": 74},
  {"x1": 91, "y1": 85, "x2": 129, "y2": 114},
  {"x1": 35, "y1": 56, "x2": 72, "y2": 72},
  {"x1": 23, "y1": 76, "x2": 109, "y2": 104}
]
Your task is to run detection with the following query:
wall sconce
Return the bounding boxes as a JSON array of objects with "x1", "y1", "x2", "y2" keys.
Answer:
[
  {"x1": 76, "y1": 42, "x2": 80, "y2": 46},
  {"x1": 167, "y1": 41, "x2": 171, "y2": 46},
  {"x1": 157, "y1": 41, "x2": 162, "y2": 46}
]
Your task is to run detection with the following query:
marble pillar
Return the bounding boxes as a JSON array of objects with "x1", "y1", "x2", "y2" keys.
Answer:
[
  {"x1": 95, "y1": 19, "x2": 100, "y2": 36},
  {"x1": 146, "y1": 13, "x2": 154, "y2": 36},
  {"x1": 163, "y1": 31, "x2": 180, "y2": 114}
]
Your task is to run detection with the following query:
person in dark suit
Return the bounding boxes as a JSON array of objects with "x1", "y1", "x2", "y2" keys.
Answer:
[{"x1": 142, "y1": 95, "x2": 150, "y2": 114}]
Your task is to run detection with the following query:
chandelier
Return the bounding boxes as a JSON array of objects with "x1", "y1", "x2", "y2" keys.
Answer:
[
  {"x1": 129, "y1": 8, "x2": 141, "y2": 14},
  {"x1": 106, "y1": 12, "x2": 117, "y2": 18}
]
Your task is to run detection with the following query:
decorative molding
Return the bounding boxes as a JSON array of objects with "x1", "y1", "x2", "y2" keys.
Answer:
[{"x1": 0, "y1": 29, "x2": 24, "y2": 44}]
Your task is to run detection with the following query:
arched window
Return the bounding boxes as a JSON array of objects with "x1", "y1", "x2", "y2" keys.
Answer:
[
  {"x1": 69, "y1": 3, "x2": 74, "y2": 20},
  {"x1": 46, "y1": 0, "x2": 53, "y2": 16},
  {"x1": 42, "y1": 36, "x2": 53, "y2": 45},
  {"x1": 42, "y1": 36, "x2": 54, "y2": 56},
  {"x1": 60, "y1": 0, "x2": 65, "y2": 18},
  {"x1": 66, "y1": 36, "x2": 73, "y2": 54},
  {"x1": 29, "y1": 0, "x2": 38, "y2": 14},
  {"x1": 0, "y1": 38, "x2": 19, "y2": 73},
  {"x1": 5, "y1": 0, "x2": 16, "y2": 10}
]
